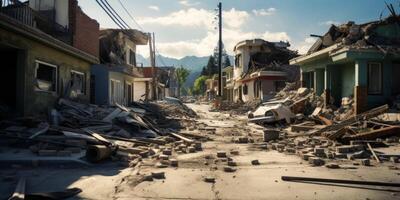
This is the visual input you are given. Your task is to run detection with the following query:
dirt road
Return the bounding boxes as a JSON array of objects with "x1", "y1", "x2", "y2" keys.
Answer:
[
  {"x1": 1, "y1": 103, "x2": 399, "y2": 200},
  {"x1": 114, "y1": 103, "x2": 400, "y2": 200}
]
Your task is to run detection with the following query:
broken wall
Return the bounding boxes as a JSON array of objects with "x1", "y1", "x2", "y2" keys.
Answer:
[{"x1": 0, "y1": 26, "x2": 92, "y2": 116}]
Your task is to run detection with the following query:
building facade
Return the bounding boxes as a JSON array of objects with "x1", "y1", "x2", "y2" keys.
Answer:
[
  {"x1": 0, "y1": 0, "x2": 99, "y2": 117},
  {"x1": 91, "y1": 29, "x2": 149, "y2": 105},
  {"x1": 290, "y1": 17, "x2": 400, "y2": 114},
  {"x1": 232, "y1": 39, "x2": 299, "y2": 103}
]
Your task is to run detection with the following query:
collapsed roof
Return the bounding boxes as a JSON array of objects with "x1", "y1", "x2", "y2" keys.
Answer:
[{"x1": 307, "y1": 15, "x2": 400, "y2": 55}]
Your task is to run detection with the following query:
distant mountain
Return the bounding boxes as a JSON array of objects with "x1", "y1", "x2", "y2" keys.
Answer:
[{"x1": 136, "y1": 54, "x2": 234, "y2": 88}]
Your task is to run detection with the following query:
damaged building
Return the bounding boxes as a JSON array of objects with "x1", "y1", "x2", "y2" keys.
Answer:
[
  {"x1": 233, "y1": 39, "x2": 299, "y2": 103},
  {"x1": 290, "y1": 15, "x2": 400, "y2": 114},
  {"x1": 141, "y1": 66, "x2": 179, "y2": 100},
  {"x1": 0, "y1": 0, "x2": 99, "y2": 117},
  {"x1": 91, "y1": 29, "x2": 150, "y2": 105}
]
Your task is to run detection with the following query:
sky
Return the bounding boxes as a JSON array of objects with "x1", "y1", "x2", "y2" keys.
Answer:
[{"x1": 79, "y1": 0, "x2": 400, "y2": 59}]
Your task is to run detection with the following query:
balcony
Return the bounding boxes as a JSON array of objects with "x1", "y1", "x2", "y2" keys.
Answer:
[{"x1": 0, "y1": 0, "x2": 72, "y2": 44}]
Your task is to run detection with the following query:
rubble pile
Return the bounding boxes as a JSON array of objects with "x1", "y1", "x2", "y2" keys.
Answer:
[
  {"x1": 261, "y1": 103, "x2": 400, "y2": 167},
  {"x1": 219, "y1": 99, "x2": 262, "y2": 115},
  {"x1": 0, "y1": 98, "x2": 201, "y2": 166}
]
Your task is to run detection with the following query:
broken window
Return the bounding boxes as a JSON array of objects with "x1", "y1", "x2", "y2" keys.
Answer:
[
  {"x1": 70, "y1": 70, "x2": 85, "y2": 95},
  {"x1": 129, "y1": 49, "x2": 136, "y2": 66},
  {"x1": 35, "y1": 61, "x2": 57, "y2": 92},
  {"x1": 235, "y1": 54, "x2": 242, "y2": 68},
  {"x1": 368, "y1": 62, "x2": 382, "y2": 95},
  {"x1": 243, "y1": 84, "x2": 248, "y2": 95}
]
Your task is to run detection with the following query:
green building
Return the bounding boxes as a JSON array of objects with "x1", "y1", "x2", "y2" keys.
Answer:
[{"x1": 290, "y1": 16, "x2": 400, "y2": 114}]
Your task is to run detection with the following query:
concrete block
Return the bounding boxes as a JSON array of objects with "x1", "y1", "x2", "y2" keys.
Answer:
[
  {"x1": 159, "y1": 154, "x2": 169, "y2": 160},
  {"x1": 187, "y1": 147, "x2": 196, "y2": 153},
  {"x1": 223, "y1": 166, "x2": 236, "y2": 172},
  {"x1": 251, "y1": 160, "x2": 260, "y2": 165},
  {"x1": 360, "y1": 159, "x2": 370, "y2": 166},
  {"x1": 162, "y1": 149, "x2": 172, "y2": 155},
  {"x1": 151, "y1": 171, "x2": 165, "y2": 179},
  {"x1": 194, "y1": 142, "x2": 202, "y2": 151},
  {"x1": 217, "y1": 151, "x2": 227, "y2": 158},
  {"x1": 230, "y1": 150, "x2": 239, "y2": 155},
  {"x1": 227, "y1": 161, "x2": 237, "y2": 166},
  {"x1": 204, "y1": 176, "x2": 215, "y2": 183},
  {"x1": 308, "y1": 157, "x2": 325, "y2": 166},
  {"x1": 263, "y1": 129, "x2": 280, "y2": 142}
]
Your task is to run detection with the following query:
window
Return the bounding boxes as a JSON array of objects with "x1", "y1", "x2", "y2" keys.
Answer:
[
  {"x1": 110, "y1": 79, "x2": 123, "y2": 105},
  {"x1": 235, "y1": 54, "x2": 242, "y2": 68},
  {"x1": 71, "y1": 70, "x2": 85, "y2": 95},
  {"x1": 368, "y1": 62, "x2": 382, "y2": 95},
  {"x1": 129, "y1": 49, "x2": 136, "y2": 66},
  {"x1": 243, "y1": 84, "x2": 248, "y2": 95},
  {"x1": 35, "y1": 61, "x2": 57, "y2": 92}
]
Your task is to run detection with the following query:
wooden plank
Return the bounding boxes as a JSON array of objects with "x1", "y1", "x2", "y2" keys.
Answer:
[
  {"x1": 82, "y1": 128, "x2": 113, "y2": 146},
  {"x1": 347, "y1": 126, "x2": 400, "y2": 140},
  {"x1": 169, "y1": 132, "x2": 194, "y2": 143},
  {"x1": 102, "y1": 108, "x2": 122, "y2": 122},
  {"x1": 367, "y1": 142, "x2": 381, "y2": 163},
  {"x1": 8, "y1": 177, "x2": 25, "y2": 200},
  {"x1": 310, "y1": 104, "x2": 389, "y2": 137}
]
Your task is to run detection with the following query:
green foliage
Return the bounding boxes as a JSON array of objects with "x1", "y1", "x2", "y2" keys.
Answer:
[
  {"x1": 224, "y1": 56, "x2": 231, "y2": 67},
  {"x1": 176, "y1": 66, "x2": 190, "y2": 87},
  {"x1": 193, "y1": 75, "x2": 209, "y2": 95},
  {"x1": 201, "y1": 56, "x2": 218, "y2": 76}
]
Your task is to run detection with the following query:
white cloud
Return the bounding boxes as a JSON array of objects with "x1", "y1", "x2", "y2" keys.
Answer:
[
  {"x1": 137, "y1": 8, "x2": 249, "y2": 30},
  {"x1": 252, "y1": 8, "x2": 276, "y2": 16},
  {"x1": 148, "y1": 5, "x2": 159, "y2": 11},
  {"x1": 262, "y1": 31, "x2": 291, "y2": 42},
  {"x1": 319, "y1": 20, "x2": 341, "y2": 26},
  {"x1": 179, "y1": 0, "x2": 200, "y2": 7},
  {"x1": 142, "y1": 30, "x2": 292, "y2": 59},
  {"x1": 291, "y1": 37, "x2": 317, "y2": 55}
]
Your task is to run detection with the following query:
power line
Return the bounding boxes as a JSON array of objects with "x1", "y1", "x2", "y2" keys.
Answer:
[
  {"x1": 117, "y1": 0, "x2": 144, "y2": 31},
  {"x1": 95, "y1": 0, "x2": 127, "y2": 30},
  {"x1": 101, "y1": 0, "x2": 131, "y2": 29}
]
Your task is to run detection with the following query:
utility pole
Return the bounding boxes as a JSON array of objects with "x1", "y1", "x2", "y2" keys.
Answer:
[
  {"x1": 148, "y1": 33, "x2": 154, "y2": 100},
  {"x1": 152, "y1": 32, "x2": 157, "y2": 100},
  {"x1": 217, "y1": 2, "x2": 222, "y2": 97}
]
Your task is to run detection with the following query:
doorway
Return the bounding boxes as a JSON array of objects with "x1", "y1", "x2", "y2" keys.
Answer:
[{"x1": 0, "y1": 46, "x2": 18, "y2": 116}]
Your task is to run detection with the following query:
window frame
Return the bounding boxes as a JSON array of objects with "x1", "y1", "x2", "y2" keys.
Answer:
[
  {"x1": 70, "y1": 70, "x2": 86, "y2": 95},
  {"x1": 34, "y1": 60, "x2": 58, "y2": 93},
  {"x1": 367, "y1": 62, "x2": 383, "y2": 95}
]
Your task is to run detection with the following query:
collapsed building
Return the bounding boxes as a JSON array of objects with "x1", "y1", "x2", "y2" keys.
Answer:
[
  {"x1": 0, "y1": 0, "x2": 99, "y2": 117},
  {"x1": 91, "y1": 29, "x2": 151, "y2": 105},
  {"x1": 290, "y1": 15, "x2": 400, "y2": 114},
  {"x1": 233, "y1": 39, "x2": 299, "y2": 103}
]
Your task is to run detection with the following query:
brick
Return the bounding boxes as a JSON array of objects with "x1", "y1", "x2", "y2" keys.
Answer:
[
  {"x1": 217, "y1": 151, "x2": 227, "y2": 158},
  {"x1": 263, "y1": 129, "x2": 280, "y2": 142},
  {"x1": 308, "y1": 157, "x2": 325, "y2": 166},
  {"x1": 187, "y1": 147, "x2": 196, "y2": 153},
  {"x1": 251, "y1": 160, "x2": 260, "y2": 165},
  {"x1": 223, "y1": 166, "x2": 236, "y2": 172},
  {"x1": 360, "y1": 159, "x2": 370, "y2": 166},
  {"x1": 162, "y1": 149, "x2": 172, "y2": 155},
  {"x1": 336, "y1": 146, "x2": 353, "y2": 154},
  {"x1": 227, "y1": 161, "x2": 237, "y2": 166},
  {"x1": 159, "y1": 155, "x2": 169, "y2": 160},
  {"x1": 230, "y1": 150, "x2": 239, "y2": 155}
]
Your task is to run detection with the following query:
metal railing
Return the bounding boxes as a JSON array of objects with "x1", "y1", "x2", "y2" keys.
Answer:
[{"x1": 0, "y1": 0, "x2": 72, "y2": 44}]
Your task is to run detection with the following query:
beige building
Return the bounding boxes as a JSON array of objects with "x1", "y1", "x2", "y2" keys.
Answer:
[{"x1": 232, "y1": 39, "x2": 299, "y2": 103}]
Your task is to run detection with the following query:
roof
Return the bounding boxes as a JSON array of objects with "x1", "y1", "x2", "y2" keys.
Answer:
[
  {"x1": 100, "y1": 29, "x2": 149, "y2": 45},
  {"x1": 234, "y1": 39, "x2": 290, "y2": 51},
  {"x1": 291, "y1": 15, "x2": 400, "y2": 65}
]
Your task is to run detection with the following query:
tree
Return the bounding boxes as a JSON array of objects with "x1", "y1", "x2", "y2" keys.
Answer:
[
  {"x1": 193, "y1": 75, "x2": 209, "y2": 95},
  {"x1": 175, "y1": 66, "x2": 190, "y2": 97},
  {"x1": 224, "y1": 56, "x2": 231, "y2": 67},
  {"x1": 204, "y1": 56, "x2": 217, "y2": 76}
]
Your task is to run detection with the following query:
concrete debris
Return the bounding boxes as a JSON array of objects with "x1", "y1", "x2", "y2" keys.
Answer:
[{"x1": 223, "y1": 166, "x2": 237, "y2": 173}]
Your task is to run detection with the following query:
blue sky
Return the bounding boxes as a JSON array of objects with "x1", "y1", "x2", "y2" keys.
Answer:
[{"x1": 79, "y1": 0, "x2": 400, "y2": 58}]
